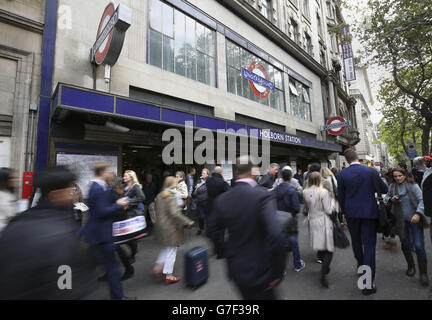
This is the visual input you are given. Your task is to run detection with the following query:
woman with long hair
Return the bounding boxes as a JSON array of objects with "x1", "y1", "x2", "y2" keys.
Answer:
[
  {"x1": 153, "y1": 176, "x2": 194, "y2": 284},
  {"x1": 122, "y1": 170, "x2": 146, "y2": 277},
  {"x1": 0, "y1": 168, "x2": 17, "y2": 233},
  {"x1": 303, "y1": 172, "x2": 335, "y2": 288},
  {"x1": 384, "y1": 168, "x2": 428, "y2": 286}
]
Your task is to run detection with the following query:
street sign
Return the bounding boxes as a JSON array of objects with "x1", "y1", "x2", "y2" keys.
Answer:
[{"x1": 320, "y1": 117, "x2": 351, "y2": 135}]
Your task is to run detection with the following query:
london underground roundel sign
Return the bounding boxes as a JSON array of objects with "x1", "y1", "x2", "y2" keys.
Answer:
[
  {"x1": 321, "y1": 117, "x2": 351, "y2": 135},
  {"x1": 91, "y1": 3, "x2": 131, "y2": 66},
  {"x1": 241, "y1": 62, "x2": 275, "y2": 99},
  {"x1": 94, "y1": 3, "x2": 116, "y2": 65}
]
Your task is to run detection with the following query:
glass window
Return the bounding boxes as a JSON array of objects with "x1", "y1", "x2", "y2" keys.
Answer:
[
  {"x1": 163, "y1": 36, "x2": 174, "y2": 72},
  {"x1": 161, "y1": 2, "x2": 173, "y2": 38},
  {"x1": 149, "y1": 29, "x2": 162, "y2": 68},
  {"x1": 289, "y1": 20, "x2": 298, "y2": 43},
  {"x1": 302, "y1": 0, "x2": 310, "y2": 20},
  {"x1": 150, "y1": 0, "x2": 162, "y2": 33},
  {"x1": 261, "y1": 0, "x2": 271, "y2": 19},
  {"x1": 149, "y1": 0, "x2": 216, "y2": 86},
  {"x1": 226, "y1": 39, "x2": 285, "y2": 112},
  {"x1": 290, "y1": 79, "x2": 311, "y2": 121}
]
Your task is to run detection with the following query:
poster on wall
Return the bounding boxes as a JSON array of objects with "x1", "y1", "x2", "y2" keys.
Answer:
[{"x1": 56, "y1": 153, "x2": 118, "y2": 198}]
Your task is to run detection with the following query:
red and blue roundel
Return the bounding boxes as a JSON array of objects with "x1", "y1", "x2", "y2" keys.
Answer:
[
  {"x1": 241, "y1": 62, "x2": 275, "y2": 99},
  {"x1": 94, "y1": 3, "x2": 116, "y2": 65}
]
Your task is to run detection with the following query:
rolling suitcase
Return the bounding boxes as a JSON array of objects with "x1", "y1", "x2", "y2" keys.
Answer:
[{"x1": 184, "y1": 247, "x2": 209, "y2": 289}]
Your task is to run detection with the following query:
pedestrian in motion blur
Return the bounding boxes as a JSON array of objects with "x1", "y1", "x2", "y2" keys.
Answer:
[
  {"x1": 337, "y1": 149, "x2": 388, "y2": 296},
  {"x1": 153, "y1": 176, "x2": 194, "y2": 284},
  {"x1": 83, "y1": 162, "x2": 131, "y2": 300},
  {"x1": 274, "y1": 167, "x2": 304, "y2": 272},
  {"x1": 194, "y1": 168, "x2": 209, "y2": 235},
  {"x1": 258, "y1": 163, "x2": 280, "y2": 190},
  {"x1": 208, "y1": 156, "x2": 286, "y2": 300},
  {"x1": 0, "y1": 168, "x2": 18, "y2": 234},
  {"x1": 122, "y1": 170, "x2": 146, "y2": 271},
  {"x1": 384, "y1": 168, "x2": 428, "y2": 286},
  {"x1": 303, "y1": 172, "x2": 335, "y2": 288},
  {"x1": 205, "y1": 166, "x2": 229, "y2": 259},
  {"x1": 0, "y1": 166, "x2": 99, "y2": 299}
]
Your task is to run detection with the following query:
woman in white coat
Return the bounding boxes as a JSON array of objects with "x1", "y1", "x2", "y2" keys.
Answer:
[{"x1": 303, "y1": 172, "x2": 335, "y2": 288}]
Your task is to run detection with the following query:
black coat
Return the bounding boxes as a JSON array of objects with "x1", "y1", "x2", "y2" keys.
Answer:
[
  {"x1": 142, "y1": 181, "x2": 159, "y2": 205},
  {"x1": 124, "y1": 183, "x2": 146, "y2": 217},
  {"x1": 207, "y1": 182, "x2": 286, "y2": 291},
  {"x1": 423, "y1": 174, "x2": 432, "y2": 217},
  {"x1": 206, "y1": 173, "x2": 229, "y2": 206},
  {"x1": 258, "y1": 172, "x2": 275, "y2": 189},
  {"x1": 0, "y1": 199, "x2": 99, "y2": 299}
]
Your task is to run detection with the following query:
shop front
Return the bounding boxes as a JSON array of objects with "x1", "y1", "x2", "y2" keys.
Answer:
[{"x1": 48, "y1": 83, "x2": 342, "y2": 192}]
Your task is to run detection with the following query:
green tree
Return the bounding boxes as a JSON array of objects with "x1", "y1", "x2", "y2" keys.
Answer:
[
  {"x1": 347, "y1": 0, "x2": 432, "y2": 154},
  {"x1": 378, "y1": 79, "x2": 423, "y2": 160}
]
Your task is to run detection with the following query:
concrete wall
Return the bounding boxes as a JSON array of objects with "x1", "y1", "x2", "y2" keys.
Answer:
[
  {"x1": 53, "y1": 0, "x2": 326, "y2": 139},
  {"x1": 0, "y1": 0, "x2": 45, "y2": 196}
]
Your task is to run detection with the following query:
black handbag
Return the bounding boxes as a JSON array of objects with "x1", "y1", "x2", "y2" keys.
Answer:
[
  {"x1": 370, "y1": 168, "x2": 392, "y2": 234},
  {"x1": 331, "y1": 212, "x2": 350, "y2": 248}
]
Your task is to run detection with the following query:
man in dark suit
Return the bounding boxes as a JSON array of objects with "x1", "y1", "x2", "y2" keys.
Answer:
[
  {"x1": 205, "y1": 166, "x2": 229, "y2": 258},
  {"x1": 83, "y1": 162, "x2": 130, "y2": 300},
  {"x1": 337, "y1": 149, "x2": 388, "y2": 295},
  {"x1": 0, "y1": 166, "x2": 99, "y2": 299},
  {"x1": 208, "y1": 156, "x2": 286, "y2": 300},
  {"x1": 258, "y1": 163, "x2": 280, "y2": 189}
]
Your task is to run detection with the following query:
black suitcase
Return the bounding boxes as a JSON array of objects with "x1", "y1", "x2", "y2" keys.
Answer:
[{"x1": 184, "y1": 247, "x2": 209, "y2": 289}]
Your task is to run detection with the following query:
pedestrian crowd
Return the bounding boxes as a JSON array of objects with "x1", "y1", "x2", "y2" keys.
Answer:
[{"x1": 0, "y1": 148, "x2": 431, "y2": 300}]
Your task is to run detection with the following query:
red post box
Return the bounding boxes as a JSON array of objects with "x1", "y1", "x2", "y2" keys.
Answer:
[{"x1": 22, "y1": 171, "x2": 34, "y2": 199}]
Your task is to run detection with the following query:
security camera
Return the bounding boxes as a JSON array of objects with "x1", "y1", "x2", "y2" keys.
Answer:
[{"x1": 105, "y1": 120, "x2": 130, "y2": 133}]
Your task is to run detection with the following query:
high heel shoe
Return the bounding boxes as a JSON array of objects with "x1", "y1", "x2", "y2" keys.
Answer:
[{"x1": 165, "y1": 275, "x2": 181, "y2": 284}]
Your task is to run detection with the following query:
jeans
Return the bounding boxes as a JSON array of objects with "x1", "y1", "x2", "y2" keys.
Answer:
[
  {"x1": 401, "y1": 220, "x2": 427, "y2": 261},
  {"x1": 285, "y1": 233, "x2": 302, "y2": 269}
]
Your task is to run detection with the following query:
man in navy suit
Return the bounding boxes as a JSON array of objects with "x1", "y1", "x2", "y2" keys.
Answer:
[
  {"x1": 337, "y1": 149, "x2": 388, "y2": 295},
  {"x1": 208, "y1": 156, "x2": 286, "y2": 300},
  {"x1": 83, "y1": 162, "x2": 129, "y2": 300}
]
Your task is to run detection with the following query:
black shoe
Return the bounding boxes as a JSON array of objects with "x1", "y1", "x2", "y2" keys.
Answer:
[
  {"x1": 320, "y1": 276, "x2": 329, "y2": 288},
  {"x1": 362, "y1": 285, "x2": 377, "y2": 296},
  {"x1": 196, "y1": 230, "x2": 202, "y2": 236},
  {"x1": 121, "y1": 266, "x2": 135, "y2": 281},
  {"x1": 122, "y1": 296, "x2": 137, "y2": 300},
  {"x1": 98, "y1": 273, "x2": 108, "y2": 281}
]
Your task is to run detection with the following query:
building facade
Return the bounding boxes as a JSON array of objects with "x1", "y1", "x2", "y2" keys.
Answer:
[
  {"x1": 0, "y1": 0, "x2": 46, "y2": 197},
  {"x1": 1, "y1": 0, "x2": 364, "y2": 196}
]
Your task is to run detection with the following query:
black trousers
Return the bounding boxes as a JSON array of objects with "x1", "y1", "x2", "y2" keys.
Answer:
[
  {"x1": 237, "y1": 286, "x2": 277, "y2": 300},
  {"x1": 116, "y1": 240, "x2": 137, "y2": 270},
  {"x1": 318, "y1": 250, "x2": 333, "y2": 277}
]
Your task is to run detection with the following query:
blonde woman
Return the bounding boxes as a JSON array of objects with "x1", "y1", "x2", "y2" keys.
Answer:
[
  {"x1": 175, "y1": 171, "x2": 188, "y2": 211},
  {"x1": 321, "y1": 168, "x2": 345, "y2": 228},
  {"x1": 153, "y1": 176, "x2": 194, "y2": 284},
  {"x1": 123, "y1": 170, "x2": 146, "y2": 218},
  {"x1": 303, "y1": 172, "x2": 335, "y2": 288}
]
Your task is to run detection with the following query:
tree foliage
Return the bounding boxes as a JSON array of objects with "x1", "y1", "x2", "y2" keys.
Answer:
[
  {"x1": 345, "y1": 0, "x2": 432, "y2": 157},
  {"x1": 377, "y1": 79, "x2": 423, "y2": 161}
]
